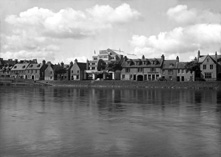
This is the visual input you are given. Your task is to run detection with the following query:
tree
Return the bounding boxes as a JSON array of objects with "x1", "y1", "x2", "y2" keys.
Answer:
[
  {"x1": 185, "y1": 60, "x2": 201, "y2": 79},
  {"x1": 106, "y1": 60, "x2": 122, "y2": 72}
]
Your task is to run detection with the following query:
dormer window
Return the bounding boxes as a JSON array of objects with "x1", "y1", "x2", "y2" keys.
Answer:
[
  {"x1": 14, "y1": 66, "x2": 17, "y2": 69},
  {"x1": 37, "y1": 64, "x2": 41, "y2": 67},
  {"x1": 22, "y1": 65, "x2": 26, "y2": 68},
  {"x1": 169, "y1": 63, "x2": 174, "y2": 68},
  {"x1": 30, "y1": 64, "x2": 33, "y2": 67}
]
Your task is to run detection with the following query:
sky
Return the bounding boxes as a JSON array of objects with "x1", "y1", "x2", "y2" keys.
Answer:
[{"x1": 0, "y1": 0, "x2": 221, "y2": 63}]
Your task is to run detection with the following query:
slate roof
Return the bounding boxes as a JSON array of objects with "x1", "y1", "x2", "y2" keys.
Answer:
[
  {"x1": 11, "y1": 63, "x2": 30, "y2": 71},
  {"x1": 27, "y1": 63, "x2": 43, "y2": 70},
  {"x1": 162, "y1": 60, "x2": 177, "y2": 69},
  {"x1": 77, "y1": 62, "x2": 86, "y2": 70},
  {"x1": 177, "y1": 62, "x2": 188, "y2": 69},
  {"x1": 199, "y1": 54, "x2": 221, "y2": 64},
  {"x1": 122, "y1": 58, "x2": 163, "y2": 68}
]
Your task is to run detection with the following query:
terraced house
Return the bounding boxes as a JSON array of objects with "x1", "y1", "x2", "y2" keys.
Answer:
[
  {"x1": 121, "y1": 55, "x2": 164, "y2": 81},
  {"x1": 161, "y1": 57, "x2": 178, "y2": 81},
  {"x1": 10, "y1": 63, "x2": 30, "y2": 79},
  {"x1": 44, "y1": 62, "x2": 54, "y2": 80},
  {"x1": 26, "y1": 60, "x2": 47, "y2": 80},
  {"x1": 70, "y1": 59, "x2": 86, "y2": 80},
  {"x1": 198, "y1": 51, "x2": 221, "y2": 81},
  {"x1": 176, "y1": 62, "x2": 195, "y2": 82}
]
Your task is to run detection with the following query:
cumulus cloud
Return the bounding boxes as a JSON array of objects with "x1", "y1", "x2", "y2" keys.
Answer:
[
  {"x1": 130, "y1": 5, "x2": 221, "y2": 60},
  {"x1": 130, "y1": 24, "x2": 221, "y2": 59},
  {"x1": 167, "y1": 5, "x2": 221, "y2": 24},
  {"x1": 2, "y1": 50, "x2": 56, "y2": 62},
  {"x1": 5, "y1": 3, "x2": 141, "y2": 39},
  {"x1": 2, "y1": 3, "x2": 140, "y2": 61}
]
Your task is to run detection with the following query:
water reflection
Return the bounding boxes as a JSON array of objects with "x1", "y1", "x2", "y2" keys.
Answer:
[{"x1": 0, "y1": 86, "x2": 221, "y2": 157}]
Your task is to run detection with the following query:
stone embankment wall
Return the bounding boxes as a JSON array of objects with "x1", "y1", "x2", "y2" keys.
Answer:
[
  {"x1": 1, "y1": 78, "x2": 220, "y2": 89},
  {"x1": 43, "y1": 80, "x2": 221, "y2": 90}
]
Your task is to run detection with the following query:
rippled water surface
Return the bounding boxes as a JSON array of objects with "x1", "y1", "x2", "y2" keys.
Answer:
[{"x1": 0, "y1": 86, "x2": 221, "y2": 157}]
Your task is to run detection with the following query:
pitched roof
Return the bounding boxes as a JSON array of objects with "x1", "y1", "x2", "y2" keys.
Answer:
[
  {"x1": 11, "y1": 63, "x2": 30, "y2": 71},
  {"x1": 199, "y1": 54, "x2": 221, "y2": 64},
  {"x1": 162, "y1": 60, "x2": 177, "y2": 69},
  {"x1": 77, "y1": 62, "x2": 86, "y2": 70},
  {"x1": 27, "y1": 63, "x2": 43, "y2": 70},
  {"x1": 177, "y1": 62, "x2": 188, "y2": 69},
  {"x1": 122, "y1": 58, "x2": 163, "y2": 68}
]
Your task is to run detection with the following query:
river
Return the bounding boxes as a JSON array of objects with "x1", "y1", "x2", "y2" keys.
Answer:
[{"x1": 0, "y1": 86, "x2": 221, "y2": 157}]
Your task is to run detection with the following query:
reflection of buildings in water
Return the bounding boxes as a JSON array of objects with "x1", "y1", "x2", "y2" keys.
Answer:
[{"x1": 216, "y1": 91, "x2": 221, "y2": 113}]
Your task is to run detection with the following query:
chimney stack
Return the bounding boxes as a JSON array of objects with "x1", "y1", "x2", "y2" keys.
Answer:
[
  {"x1": 161, "y1": 54, "x2": 165, "y2": 61},
  {"x1": 42, "y1": 60, "x2": 46, "y2": 65},
  {"x1": 61, "y1": 62, "x2": 64, "y2": 67},
  {"x1": 176, "y1": 56, "x2": 179, "y2": 62},
  {"x1": 198, "y1": 50, "x2": 200, "y2": 62},
  {"x1": 215, "y1": 51, "x2": 217, "y2": 62}
]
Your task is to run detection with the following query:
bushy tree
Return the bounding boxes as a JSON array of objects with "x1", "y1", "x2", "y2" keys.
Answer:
[
  {"x1": 106, "y1": 60, "x2": 122, "y2": 72},
  {"x1": 185, "y1": 60, "x2": 201, "y2": 79}
]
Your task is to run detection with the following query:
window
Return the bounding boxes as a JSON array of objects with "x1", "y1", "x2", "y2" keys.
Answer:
[
  {"x1": 169, "y1": 76, "x2": 173, "y2": 80},
  {"x1": 210, "y1": 65, "x2": 213, "y2": 69},
  {"x1": 178, "y1": 69, "x2": 180, "y2": 73},
  {"x1": 207, "y1": 58, "x2": 209, "y2": 62},
  {"x1": 138, "y1": 68, "x2": 143, "y2": 72},
  {"x1": 205, "y1": 73, "x2": 212, "y2": 79},
  {"x1": 126, "y1": 68, "x2": 130, "y2": 73},
  {"x1": 122, "y1": 74, "x2": 125, "y2": 79},
  {"x1": 50, "y1": 71, "x2": 52, "y2": 74},
  {"x1": 92, "y1": 67, "x2": 95, "y2": 70},
  {"x1": 168, "y1": 69, "x2": 173, "y2": 75},
  {"x1": 144, "y1": 75, "x2": 147, "y2": 80},
  {"x1": 76, "y1": 75, "x2": 79, "y2": 79},
  {"x1": 77, "y1": 70, "x2": 79, "y2": 73},
  {"x1": 203, "y1": 65, "x2": 206, "y2": 69},
  {"x1": 162, "y1": 69, "x2": 165, "y2": 74},
  {"x1": 148, "y1": 75, "x2": 151, "y2": 80},
  {"x1": 150, "y1": 68, "x2": 156, "y2": 72}
]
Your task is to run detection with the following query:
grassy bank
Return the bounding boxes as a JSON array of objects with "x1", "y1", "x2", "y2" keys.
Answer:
[{"x1": 39, "y1": 80, "x2": 221, "y2": 90}]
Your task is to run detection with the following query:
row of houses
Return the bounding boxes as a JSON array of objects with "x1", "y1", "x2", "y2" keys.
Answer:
[{"x1": 0, "y1": 49, "x2": 221, "y2": 81}]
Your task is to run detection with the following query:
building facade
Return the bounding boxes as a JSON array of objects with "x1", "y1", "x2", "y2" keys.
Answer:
[
  {"x1": 26, "y1": 61, "x2": 47, "y2": 80},
  {"x1": 176, "y1": 62, "x2": 195, "y2": 82},
  {"x1": 44, "y1": 62, "x2": 54, "y2": 80},
  {"x1": 198, "y1": 51, "x2": 221, "y2": 81},
  {"x1": 70, "y1": 60, "x2": 86, "y2": 80},
  {"x1": 121, "y1": 55, "x2": 164, "y2": 81},
  {"x1": 10, "y1": 63, "x2": 30, "y2": 79}
]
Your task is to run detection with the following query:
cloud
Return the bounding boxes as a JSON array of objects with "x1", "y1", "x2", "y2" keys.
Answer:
[
  {"x1": 129, "y1": 5, "x2": 221, "y2": 61},
  {"x1": 167, "y1": 5, "x2": 221, "y2": 24},
  {"x1": 2, "y1": 3, "x2": 140, "y2": 62},
  {"x1": 2, "y1": 50, "x2": 56, "y2": 62},
  {"x1": 5, "y1": 3, "x2": 141, "y2": 39},
  {"x1": 60, "y1": 56, "x2": 88, "y2": 64},
  {"x1": 130, "y1": 24, "x2": 221, "y2": 60}
]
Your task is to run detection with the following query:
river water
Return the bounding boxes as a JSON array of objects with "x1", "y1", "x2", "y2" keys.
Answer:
[{"x1": 0, "y1": 86, "x2": 221, "y2": 157}]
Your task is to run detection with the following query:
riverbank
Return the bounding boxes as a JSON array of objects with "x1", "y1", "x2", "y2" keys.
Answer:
[
  {"x1": 39, "y1": 80, "x2": 221, "y2": 90},
  {"x1": 1, "y1": 78, "x2": 220, "y2": 90}
]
